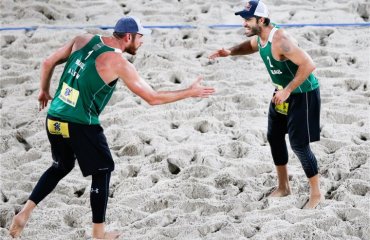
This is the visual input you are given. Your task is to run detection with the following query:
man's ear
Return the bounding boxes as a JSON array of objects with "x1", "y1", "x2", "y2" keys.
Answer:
[{"x1": 123, "y1": 33, "x2": 131, "y2": 42}]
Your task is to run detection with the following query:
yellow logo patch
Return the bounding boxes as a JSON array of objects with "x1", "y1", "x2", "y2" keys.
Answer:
[
  {"x1": 59, "y1": 82, "x2": 79, "y2": 107},
  {"x1": 47, "y1": 119, "x2": 70, "y2": 138},
  {"x1": 275, "y1": 102, "x2": 289, "y2": 115}
]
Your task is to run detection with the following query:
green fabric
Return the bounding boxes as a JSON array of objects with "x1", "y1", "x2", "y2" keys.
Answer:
[
  {"x1": 48, "y1": 35, "x2": 119, "y2": 124},
  {"x1": 257, "y1": 26, "x2": 319, "y2": 93}
]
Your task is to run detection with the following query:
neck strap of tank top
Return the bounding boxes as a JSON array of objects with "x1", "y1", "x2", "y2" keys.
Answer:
[
  {"x1": 114, "y1": 48, "x2": 122, "y2": 53},
  {"x1": 268, "y1": 27, "x2": 278, "y2": 43}
]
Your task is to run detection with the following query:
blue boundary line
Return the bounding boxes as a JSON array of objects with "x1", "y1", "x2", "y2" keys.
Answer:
[
  {"x1": 209, "y1": 23, "x2": 370, "y2": 28},
  {"x1": 1, "y1": 23, "x2": 369, "y2": 31}
]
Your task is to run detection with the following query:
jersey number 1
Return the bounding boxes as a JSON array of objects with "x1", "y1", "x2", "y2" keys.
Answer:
[
  {"x1": 266, "y1": 56, "x2": 274, "y2": 68},
  {"x1": 84, "y1": 50, "x2": 93, "y2": 60}
]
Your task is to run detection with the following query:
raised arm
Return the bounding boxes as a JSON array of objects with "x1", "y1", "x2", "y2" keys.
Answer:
[
  {"x1": 271, "y1": 30, "x2": 316, "y2": 105},
  {"x1": 116, "y1": 59, "x2": 215, "y2": 105},
  {"x1": 208, "y1": 36, "x2": 258, "y2": 60}
]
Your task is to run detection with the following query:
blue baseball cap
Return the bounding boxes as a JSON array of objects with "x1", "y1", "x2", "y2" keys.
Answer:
[
  {"x1": 235, "y1": 0, "x2": 269, "y2": 19},
  {"x1": 114, "y1": 16, "x2": 151, "y2": 35}
]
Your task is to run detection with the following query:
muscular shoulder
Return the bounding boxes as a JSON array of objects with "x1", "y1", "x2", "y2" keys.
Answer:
[
  {"x1": 272, "y1": 29, "x2": 298, "y2": 54},
  {"x1": 112, "y1": 55, "x2": 134, "y2": 72},
  {"x1": 75, "y1": 33, "x2": 94, "y2": 42},
  {"x1": 95, "y1": 49, "x2": 135, "y2": 83},
  {"x1": 273, "y1": 28, "x2": 297, "y2": 44},
  {"x1": 99, "y1": 51, "x2": 133, "y2": 72},
  {"x1": 272, "y1": 29, "x2": 290, "y2": 43},
  {"x1": 71, "y1": 34, "x2": 95, "y2": 52}
]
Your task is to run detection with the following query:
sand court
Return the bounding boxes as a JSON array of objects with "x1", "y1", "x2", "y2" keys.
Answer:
[{"x1": 1, "y1": 0, "x2": 369, "y2": 239}]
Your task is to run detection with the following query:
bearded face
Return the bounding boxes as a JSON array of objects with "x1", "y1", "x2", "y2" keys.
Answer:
[
  {"x1": 243, "y1": 18, "x2": 262, "y2": 37},
  {"x1": 125, "y1": 33, "x2": 144, "y2": 55},
  {"x1": 125, "y1": 35, "x2": 138, "y2": 55}
]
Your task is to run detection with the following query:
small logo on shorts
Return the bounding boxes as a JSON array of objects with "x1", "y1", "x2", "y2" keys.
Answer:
[
  {"x1": 91, "y1": 188, "x2": 99, "y2": 194},
  {"x1": 53, "y1": 122, "x2": 61, "y2": 131}
]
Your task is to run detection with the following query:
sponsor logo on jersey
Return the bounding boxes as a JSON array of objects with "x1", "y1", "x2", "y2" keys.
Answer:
[
  {"x1": 59, "y1": 82, "x2": 79, "y2": 107},
  {"x1": 271, "y1": 69, "x2": 283, "y2": 75}
]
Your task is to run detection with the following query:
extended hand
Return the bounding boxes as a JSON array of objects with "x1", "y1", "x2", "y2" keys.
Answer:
[
  {"x1": 272, "y1": 89, "x2": 290, "y2": 105},
  {"x1": 208, "y1": 48, "x2": 231, "y2": 60},
  {"x1": 38, "y1": 90, "x2": 53, "y2": 111},
  {"x1": 190, "y1": 76, "x2": 215, "y2": 98}
]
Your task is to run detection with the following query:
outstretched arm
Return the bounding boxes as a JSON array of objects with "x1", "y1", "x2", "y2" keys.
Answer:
[
  {"x1": 271, "y1": 30, "x2": 316, "y2": 105},
  {"x1": 116, "y1": 60, "x2": 215, "y2": 105},
  {"x1": 208, "y1": 36, "x2": 258, "y2": 60}
]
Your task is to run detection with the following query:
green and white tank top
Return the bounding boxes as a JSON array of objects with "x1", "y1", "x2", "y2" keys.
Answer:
[
  {"x1": 257, "y1": 27, "x2": 319, "y2": 93},
  {"x1": 48, "y1": 35, "x2": 122, "y2": 125}
]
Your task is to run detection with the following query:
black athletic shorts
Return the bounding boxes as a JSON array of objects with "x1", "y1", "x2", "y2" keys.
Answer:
[
  {"x1": 268, "y1": 88, "x2": 321, "y2": 147},
  {"x1": 46, "y1": 115, "x2": 114, "y2": 177}
]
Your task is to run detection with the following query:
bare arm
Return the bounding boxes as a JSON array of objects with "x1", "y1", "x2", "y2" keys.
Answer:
[
  {"x1": 208, "y1": 36, "x2": 258, "y2": 59},
  {"x1": 272, "y1": 30, "x2": 316, "y2": 105},
  {"x1": 38, "y1": 37, "x2": 76, "y2": 110},
  {"x1": 229, "y1": 36, "x2": 259, "y2": 55},
  {"x1": 116, "y1": 59, "x2": 215, "y2": 105}
]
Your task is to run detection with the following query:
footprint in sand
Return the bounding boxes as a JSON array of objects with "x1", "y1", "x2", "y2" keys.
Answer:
[
  {"x1": 345, "y1": 179, "x2": 370, "y2": 197},
  {"x1": 218, "y1": 141, "x2": 250, "y2": 158},
  {"x1": 141, "y1": 197, "x2": 169, "y2": 213},
  {"x1": 181, "y1": 165, "x2": 216, "y2": 179},
  {"x1": 63, "y1": 206, "x2": 85, "y2": 228},
  {"x1": 324, "y1": 110, "x2": 362, "y2": 125},
  {"x1": 194, "y1": 120, "x2": 212, "y2": 133},
  {"x1": 302, "y1": 28, "x2": 335, "y2": 46},
  {"x1": 180, "y1": 182, "x2": 214, "y2": 199},
  {"x1": 0, "y1": 205, "x2": 14, "y2": 229}
]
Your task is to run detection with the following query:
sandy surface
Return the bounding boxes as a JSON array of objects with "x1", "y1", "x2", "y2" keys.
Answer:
[{"x1": 1, "y1": 0, "x2": 369, "y2": 239}]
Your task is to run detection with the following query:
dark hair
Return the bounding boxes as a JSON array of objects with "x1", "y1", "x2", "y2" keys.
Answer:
[
  {"x1": 255, "y1": 17, "x2": 270, "y2": 26},
  {"x1": 113, "y1": 32, "x2": 138, "y2": 39}
]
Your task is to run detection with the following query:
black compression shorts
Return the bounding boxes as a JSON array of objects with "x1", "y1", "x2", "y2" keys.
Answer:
[
  {"x1": 46, "y1": 115, "x2": 114, "y2": 176},
  {"x1": 268, "y1": 87, "x2": 321, "y2": 147}
]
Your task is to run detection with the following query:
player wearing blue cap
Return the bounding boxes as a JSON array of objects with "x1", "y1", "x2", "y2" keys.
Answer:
[
  {"x1": 209, "y1": 0, "x2": 323, "y2": 209},
  {"x1": 9, "y1": 16, "x2": 214, "y2": 239}
]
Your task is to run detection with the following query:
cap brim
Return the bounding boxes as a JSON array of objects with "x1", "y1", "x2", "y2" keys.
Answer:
[
  {"x1": 235, "y1": 10, "x2": 255, "y2": 19},
  {"x1": 138, "y1": 27, "x2": 151, "y2": 35}
]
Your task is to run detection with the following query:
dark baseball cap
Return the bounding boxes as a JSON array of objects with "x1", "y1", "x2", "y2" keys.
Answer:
[
  {"x1": 114, "y1": 16, "x2": 151, "y2": 35},
  {"x1": 235, "y1": 0, "x2": 269, "y2": 19}
]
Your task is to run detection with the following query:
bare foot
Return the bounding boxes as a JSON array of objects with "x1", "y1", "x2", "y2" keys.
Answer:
[
  {"x1": 269, "y1": 187, "x2": 291, "y2": 197},
  {"x1": 303, "y1": 194, "x2": 324, "y2": 209},
  {"x1": 93, "y1": 231, "x2": 121, "y2": 240},
  {"x1": 9, "y1": 212, "x2": 29, "y2": 238}
]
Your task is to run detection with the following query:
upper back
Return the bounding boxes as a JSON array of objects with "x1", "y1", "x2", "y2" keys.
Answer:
[
  {"x1": 70, "y1": 34, "x2": 123, "y2": 84},
  {"x1": 48, "y1": 35, "x2": 123, "y2": 124},
  {"x1": 71, "y1": 34, "x2": 95, "y2": 54}
]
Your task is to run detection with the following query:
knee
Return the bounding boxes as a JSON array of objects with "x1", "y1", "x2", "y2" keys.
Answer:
[
  {"x1": 268, "y1": 135, "x2": 288, "y2": 166},
  {"x1": 267, "y1": 130, "x2": 285, "y2": 144},
  {"x1": 267, "y1": 132, "x2": 278, "y2": 148},
  {"x1": 291, "y1": 144, "x2": 307, "y2": 157},
  {"x1": 51, "y1": 162, "x2": 74, "y2": 176},
  {"x1": 291, "y1": 144, "x2": 318, "y2": 178}
]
